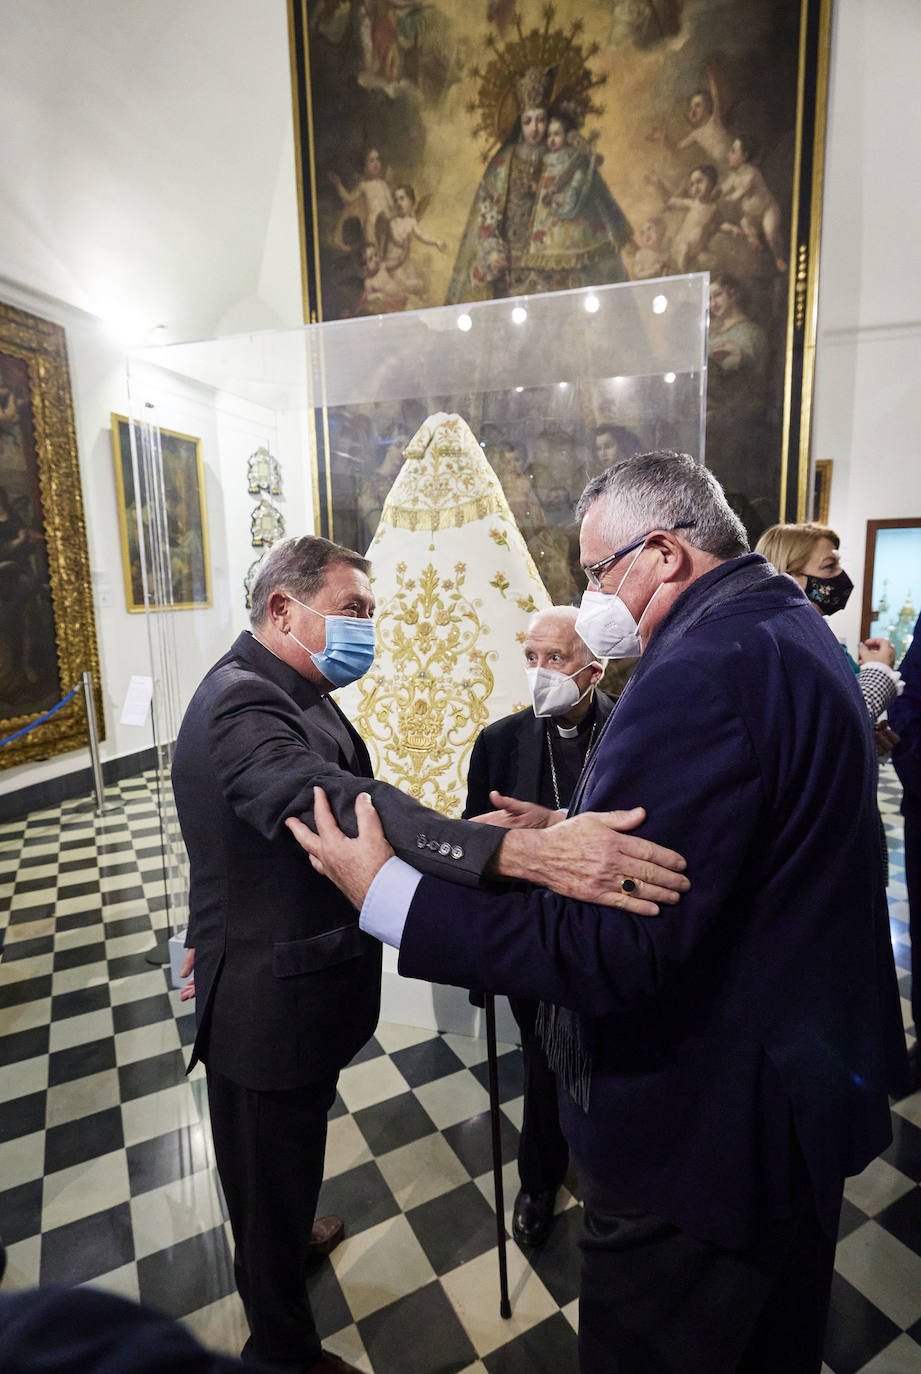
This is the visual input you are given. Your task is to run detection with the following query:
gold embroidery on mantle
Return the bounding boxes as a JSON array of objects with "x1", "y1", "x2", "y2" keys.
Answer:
[{"x1": 349, "y1": 560, "x2": 495, "y2": 815}]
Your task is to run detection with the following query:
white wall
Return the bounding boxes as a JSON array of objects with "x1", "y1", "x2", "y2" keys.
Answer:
[{"x1": 811, "y1": 0, "x2": 921, "y2": 652}]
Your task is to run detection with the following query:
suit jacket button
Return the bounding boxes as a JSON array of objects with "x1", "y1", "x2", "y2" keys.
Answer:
[
  {"x1": 451, "y1": 845, "x2": 463, "y2": 859},
  {"x1": 438, "y1": 841, "x2": 451, "y2": 855},
  {"x1": 417, "y1": 833, "x2": 427, "y2": 848},
  {"x1": 427, "y1": 839, "x2": 439, "y2": 850}
]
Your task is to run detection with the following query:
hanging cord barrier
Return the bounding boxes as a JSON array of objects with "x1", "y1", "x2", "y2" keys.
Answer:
[{"x1": 0, "y1": 684, "x2": 80, "y2": 749}]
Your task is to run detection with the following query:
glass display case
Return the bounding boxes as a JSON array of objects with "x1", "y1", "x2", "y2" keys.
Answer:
[{"x1": 125, "y1": 274, "x2": 707, "y2": 1024}]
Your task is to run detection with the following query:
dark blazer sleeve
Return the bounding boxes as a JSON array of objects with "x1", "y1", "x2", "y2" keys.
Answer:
[
  {"x1": 207, "y1": 670, "x2": 504, "y2": 887},
  {"x1": 400, "y1": 658, "x2": 765, "y2": 1012},
  {"x1": 890, "y1": 614, "x2": 921, "y2": 800}
]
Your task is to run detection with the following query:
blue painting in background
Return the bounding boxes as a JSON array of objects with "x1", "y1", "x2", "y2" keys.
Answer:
[{"x1": 869, "y1": 525, "x2": 921, "y2": 660}]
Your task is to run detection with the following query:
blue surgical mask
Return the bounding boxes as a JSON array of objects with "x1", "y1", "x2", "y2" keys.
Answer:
[{"x1": 287, "y1": 594, "x2": 376, "y2": 688}]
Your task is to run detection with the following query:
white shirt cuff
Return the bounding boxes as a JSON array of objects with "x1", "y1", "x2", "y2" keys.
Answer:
[{"x1": 359, "y1": 856, "x2": 422, "y2": 949}]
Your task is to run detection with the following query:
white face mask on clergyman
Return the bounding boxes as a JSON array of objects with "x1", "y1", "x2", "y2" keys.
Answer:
[
  {"x1": 575, "y1": 544, "x2": 661, "y2": 659},
  {"x1": 526, "y1": 663, "x2": 598, "y2": 718}
]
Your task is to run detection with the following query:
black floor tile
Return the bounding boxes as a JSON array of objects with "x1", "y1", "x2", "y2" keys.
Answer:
[
  {"x1": 306, "y1": 1258, "x2": 354, "y2": 1340},
  {"x1": 57, "y1": 856, "x2": 100, "y2": 875},
  {"x1": 443, "y1": 1109, "x2": 519, "y2": 1178},
  {"x1": 136, "y1": 1225, "x2": 236, "y2": 1319},
  {"x1": 177, "y1": 1012, "x2": 198, "y2": 1046},
  {"x1": 328, "y1": 1091, "x2": 348, "y2": 1121},
  {"x1": 45, "y1": 1105, "x2": 124, "y2": 1174},
  {"x1": 0, "y1": 1024, "x2": 49, "y2": 1066},
  {"x1": 107, "y1": 949, "x2": 160, "y2": 979},
  {"x1": 39, "y1": 1201, "x2": 135, "y2": 1285},
  {"x1": 52, "y1": 940, "x2": 106, "y2": 971},
  {"x1": 48, "y1": 1036, "x2": 116, "y2": 1087},
  {"x1": 103, "y1": 913, "x2": 155, "y2": 938},
  {"x1": 118, "y1": 1049, "x2": 188, "y2": 1102},
  {"x1": 51, "y1": 983, "x2": 111, "y2": 1021},
  {"x1": 483, "y1": 1312, "x2": 579, "y2": 1374},
  {"x1": 823, "y1": 1273, "x2": 901, "y2": 1374},
  {"x1": 527, "y1": 1204, "x2": 583, "y2": 1308},
  {"x1": 317, "y1": 1160, "x2": 400, "y2": 1237},
  {"x1": 389, "y1": 1036, "x2": 465, "y2": 1088},
  {"x1": 55, "y1": 879, "x2": 101, "y2": 901},
  {"x1": 7, "y1": 906, "x2": 55, "y2": 926},
  {"x1": 99, "y1": 886, "x2": 145, "y2": 907},
  {"x1": 98, "y1": 861, "x2": 142, "y2": 877},
  {"x1": 13, "y1": 875, "x2": 59, "y2": 895},
  {"x1": 836, "y1": 1196, "x2": 868, "y2": 1241},
  {"x1": 0, "y1": 1089, "x2": 46, "y2": 1144},
  {"x1": 875, "y1": 1184, "x2": 921, "y2": 1253},
  {"x1": 882, "y1": 1113, "x2": 921, "y2": 1183},
  {"x1": 126, "y1": 1123, "x2": 213, "y2": 1197},
  {"x1": 353, "y1": 1091, "x2": 436, "y2": 1156},
  {"x1": 406, "y1": 1180, "x2": 498, "y2": 1275},
  {"x1": 346, "y1": 1034, "x2": 384, "y2": 1067},
  {"x1": 470, "y1": 1047, "x2": 525, "y2": 1103},
  {"x1": 112, "y1": 993, "x2": 174, "y2": 1034},
  {"x1": 4, "y1": 935, "x2": 55, "y2": 960},
  {"x1": 54, "y1": 909, "x2": 103, "y2": 933},
  {"x1": 358, "y1": 1280, "x2": 477, "y2": 1374},
  {"x1": 0, "y1": 973, "x2": 51, "y2": 1008},
  {"x1": 0, "y1": 1177, "x2": 43, "y2": 1245}
]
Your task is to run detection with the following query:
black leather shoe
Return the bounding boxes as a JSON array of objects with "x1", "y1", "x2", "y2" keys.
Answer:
[
  {"x1": 306, "y1": 1214, "x2": 344, "y2": 1263},
  {"x1": 512, "y1": 1188, "x2": 556, "y2": 1247}
]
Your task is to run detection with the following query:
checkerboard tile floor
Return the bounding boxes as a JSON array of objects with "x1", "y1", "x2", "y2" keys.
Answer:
[{"x1": 1, "y1": 766, "x2": 920, "y2": 1372}]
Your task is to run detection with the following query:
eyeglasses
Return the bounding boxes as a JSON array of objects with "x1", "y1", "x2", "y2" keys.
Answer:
[{"x1": 583, "y1": 522, "x2": 694, "y2": 590}]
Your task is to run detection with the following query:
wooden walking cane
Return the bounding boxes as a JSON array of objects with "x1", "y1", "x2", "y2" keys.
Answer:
[{"x1": 485, "y1": 992, "x2": 512, "y2": 1318}]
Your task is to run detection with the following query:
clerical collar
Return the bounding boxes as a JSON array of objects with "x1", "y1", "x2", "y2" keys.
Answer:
[{"x1": 553, "y1": 696, "x2": 595, "y2": 739}]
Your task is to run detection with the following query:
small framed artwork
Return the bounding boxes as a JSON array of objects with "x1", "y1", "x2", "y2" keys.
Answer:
[
  {"x1": 861, "y1": 518, "x2": 921, "y2": 661},
  {"x1": 812, "y1": 459, "x2": 831, "y2": 524},
  {"x1": 111, "y1": 414, "x2": 212, "y2": 612}
]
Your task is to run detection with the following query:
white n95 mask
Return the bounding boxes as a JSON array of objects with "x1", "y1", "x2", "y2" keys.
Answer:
[{"x1": 526, "y1": 664, "x2": 597, "y2": 718}]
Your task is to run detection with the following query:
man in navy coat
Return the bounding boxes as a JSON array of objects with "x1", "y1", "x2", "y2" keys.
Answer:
[
  {"x1": 289, "y1": 454, "x2": 903, "y2": 1373},
  {"x1": 173, "y1": 534, "x2": 690, "y2": 1373}
]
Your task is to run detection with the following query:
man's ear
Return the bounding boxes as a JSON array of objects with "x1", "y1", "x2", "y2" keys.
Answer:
[
  {"x1": 647, "y1": 531, "x2": 688, "y2": 582},
  {"x1": 267, "y1": 590, "x2": 290, "y2": 628}
]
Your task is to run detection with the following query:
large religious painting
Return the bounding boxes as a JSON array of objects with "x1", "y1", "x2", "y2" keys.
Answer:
[
  {"x1": 289, "y1": 0, "x2": 830, "y2": 534},
  {"x1": 0, "y1": 302, "x2": 102, "y2": 768},
  {"x1": 111, "y1": 416, "x2": 212, "y2": 613}
]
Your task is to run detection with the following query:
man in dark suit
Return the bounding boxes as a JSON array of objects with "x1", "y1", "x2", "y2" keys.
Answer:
[
  {"x1": 288, "y1": 455, "x2": 905, "y2": 1374},
  {"x1": 889, "y1": 610, "x2": 921, "y2": 1093},
  {"x1": 464, "y1": 605, "x2": 614, "y2": 1247},
  {"x1": 172, "y1": 534, "x2": 691, "y2": 1373}
]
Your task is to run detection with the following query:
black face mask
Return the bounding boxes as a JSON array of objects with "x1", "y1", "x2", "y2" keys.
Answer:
[{"x1": 803, "y1": 569, "x2": 853, "y2": 616}]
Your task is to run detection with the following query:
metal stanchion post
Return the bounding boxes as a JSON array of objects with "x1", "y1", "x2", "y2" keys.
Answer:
[{"x1": 81, "y1": 671, "x2": 114, "y2": 816}]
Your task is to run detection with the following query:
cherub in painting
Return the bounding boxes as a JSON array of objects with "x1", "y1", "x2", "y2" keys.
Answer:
[
  {"x1": 718, "y1": 134, "x2": 788, "y2": 273},
  {"x1": 647, "y1": 66, "x2": 732, "y2": 166},
  {"x1": 329, "y1": 147, "x2": 394, "y2": 246},
  {"x1": 376, "y1": 184, "x2": 447, "y2": 300},
  {"x1": 646, "y1": 164, "x2": 722, "y2": 272}
]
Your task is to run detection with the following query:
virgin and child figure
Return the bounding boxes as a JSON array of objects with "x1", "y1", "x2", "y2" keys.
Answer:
[{"x1": 446, "y1": 68, "x2": 632, "y2": 303}]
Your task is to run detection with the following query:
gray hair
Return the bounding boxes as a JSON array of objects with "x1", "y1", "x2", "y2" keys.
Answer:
[
  {"x1": 249, "y1": 536, "x2": 370, "y2": 627},
  {"x1": 527, "y1": 605, "x2": 595, "y2": 665},
  {"x1": 576, "y1": 451, "x2": 748, "y2": 559}
]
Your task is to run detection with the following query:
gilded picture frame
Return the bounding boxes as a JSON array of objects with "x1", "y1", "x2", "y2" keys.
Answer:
[
  {"x1": 0, "y1": 300, "x2": 102, "y2": 768},
  {"x1": 812, "y1": 457, "x2": 831, "y2": 524},
  {"x1": 289, "y1": 0, "x2": 831, "y2": 540},
  {"x1": 111, "y1": 415, "x2": 212, "y2": 613},
  {"x1": 860, "y1": 518, "x2": 921, "y2": 663}
]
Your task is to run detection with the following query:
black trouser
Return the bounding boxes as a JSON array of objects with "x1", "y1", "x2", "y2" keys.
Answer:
[
  {"x1": 905, "y1": 795, "x2": 921, "y2": 1036},
  {"x1": 206, "y1": 1066, "x2": 339, "y2": 1369},
  {"x1": 510, "y1": 997, "x2": 569, "y2": 1195},
  {"x1": 577, "y1": 1180, "x2": 840, "y2": 1374}
]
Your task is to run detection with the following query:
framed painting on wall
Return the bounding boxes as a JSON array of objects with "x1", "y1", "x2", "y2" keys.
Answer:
[
  {"x1": 0, "y1": 300, "x2": 102, "y2": 768},
  {"x1": 288, "y1": 0, "x2": 831, "y2": 540},
  {"x1": 861, "y1": 518, "x2": 921, "y2": 663},
  {"x1": 111, "y1": 415, "x2": 212, "y2": 613}
]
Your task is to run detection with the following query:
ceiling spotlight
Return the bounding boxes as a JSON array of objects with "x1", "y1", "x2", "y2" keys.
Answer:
[
  {"x1": 512, "y1": 305, "x2": 527, "y2": 325},
  {"x1": 515, "y1": 386, "x2": 524, "y2": 393},
  {"x1": 584, "y1": 293, "x2": 600, "y2": 313},
  {"x1": 457, "y1": 312, "x2": 472, "y2": 332},
  {"x1": 664, "y1": 371, "x2": 676, "y2": 384},
  {"x1": 652, "y1": 295, "x2": 668, "y2": 314}
]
